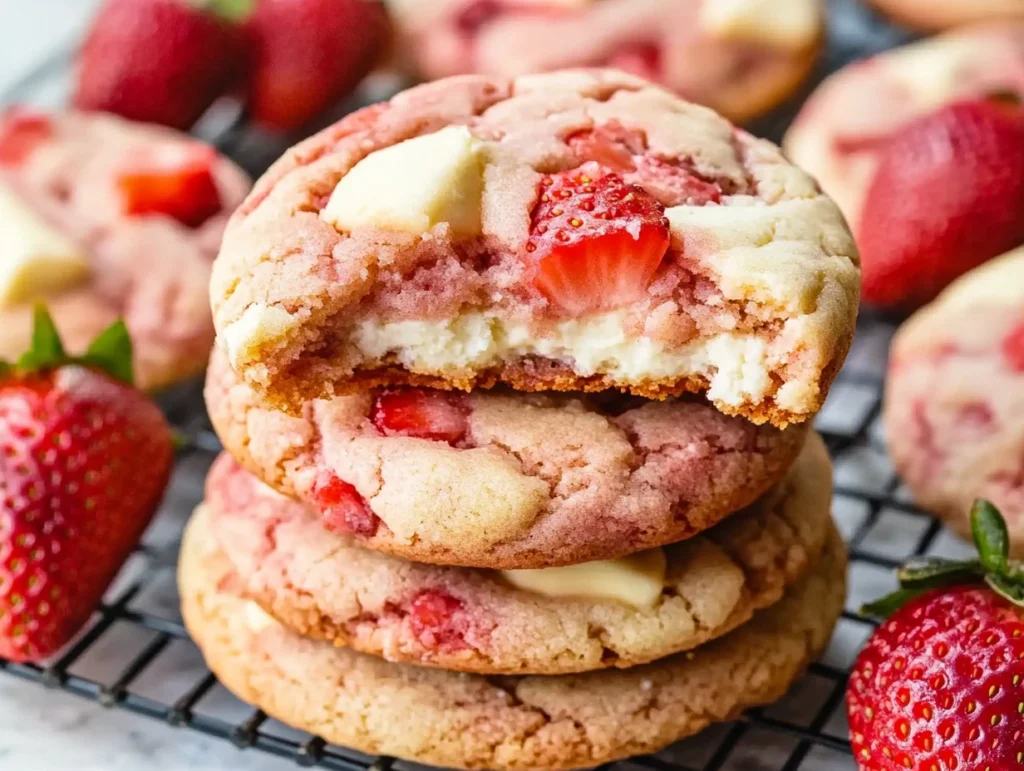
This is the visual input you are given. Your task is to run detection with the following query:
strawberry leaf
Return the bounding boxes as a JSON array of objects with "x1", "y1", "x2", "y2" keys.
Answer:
[
  {"x1": 986, "y1": 572, "x2": 1024, "y2": 608},
  {"x1": 897, "y1": 558, "x2": 983, "y2": 590},
  {"x1": 972, "y1": 498, "x2": 1010, "y2": 574},
  {"x1": 861, "y1": 587, "x2": 929, "y2": 619},
  {"x1": 202, "y1": 0, "x2": 257, "y2": 22},
  {"x1": 78, "y1": 320, "x2": 134, "y2": 385},
  {"x1": 16, "y1": 305, "x2": 66, "y2": 371}
]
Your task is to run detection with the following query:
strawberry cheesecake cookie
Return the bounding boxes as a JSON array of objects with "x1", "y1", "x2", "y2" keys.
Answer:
[
  {"x1": 784, "y1": 26, "x2": 1024, "y2": 307},
  {"x1": 388, "y1": 0, "x2": 823, "y2": 124},
  {"x1": 867, "y1": 0, "x2": 1024, "y2": 31},
  {"x1": 0, "y1": 109, "x2": 250, "y2": 390},
  {"x1": 885, "y1": 247, "x2": 1024, "y2": 553},
  {"x1": 181, "y1": 506, "x2": 846, "y2": 771},
  {"x1": 205, "y1": 346, "x2": 809, "y2": 569},
  {"x1": 212, "y1": 70, "x2": 860, "y2": 426},
  {"x1": 200, "y1": 433, "x2": 833, "y2": 674}
]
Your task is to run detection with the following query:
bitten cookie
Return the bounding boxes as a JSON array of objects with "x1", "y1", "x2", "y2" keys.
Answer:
[
  {"x1": 205, "y1": 347, "x2": 809, "y2": 569},
  {"x1": 388, "y1": 0, "x2": 824, "y2": 124},
  {"x1": 866, "y1": 0, "x2": 1024, "y2": 31},
  {"x1": 202, "y1": 432, "x2": 833, "y2": 674},
  {"x1": 784, "y1": 24, "x2": 1024, "y2": 232},
  {"x1": 885, "y1": 246, "x2": 1024, "y2": 552},
  {"x1": 0, "y1": 109, "x2": 251, "y2": 390},
  {"x1": 181, "y1": 509, "x2": 847, "y2": 771},
  {"x1": 211, "y1": 69, "x2": 859, "y2": 427}
]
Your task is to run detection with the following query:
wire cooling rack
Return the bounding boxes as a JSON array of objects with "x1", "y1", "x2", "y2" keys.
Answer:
[{"x1": 0, "y1": 1, "x2": 979, "y2": 768}]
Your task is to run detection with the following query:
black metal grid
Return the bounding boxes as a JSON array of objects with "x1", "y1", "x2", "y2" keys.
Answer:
[{"x1": 0, "y1": 2, "x2": 961, "y2": 768}]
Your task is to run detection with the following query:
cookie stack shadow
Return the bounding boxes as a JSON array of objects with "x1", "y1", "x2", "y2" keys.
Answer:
[{"x1": 179, "y1": 346, "x2": 848, "y2": 770}]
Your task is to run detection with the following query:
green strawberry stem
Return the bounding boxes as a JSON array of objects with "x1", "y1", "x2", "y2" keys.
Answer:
[
  {"x1": 198, "y1": 0, "x2": 258, "y2": 23},
  {"x1": 0, "y1": 305, "x2": 134, "y2": 385},
  {"x1": 861, "y1": 499, "x2": 1024, "y2": 617}
]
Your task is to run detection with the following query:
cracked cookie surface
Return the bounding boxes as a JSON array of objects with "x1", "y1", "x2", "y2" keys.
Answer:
[
  {"x1": 205, "y1": 347, "x2": 809, "y2": 569},
  {"x1": 885, "y1": 246, "x2": 1024, "y2": 552},
  {"x1": 211, "y1": 68, "x2": 859, "y2": 426},
  {"x1": 180, "y1": 505, "x2": 846, "y2": 771},
  {"x1": 200, "y1": 433, "x2": 833, "y2": 674},
  {"x1": 0, "y1": 109, "x2": 250, "y2": 390}
]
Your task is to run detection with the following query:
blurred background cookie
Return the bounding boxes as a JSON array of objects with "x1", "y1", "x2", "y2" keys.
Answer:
[
  {"x1": 785, "y1": 25, "x2": 1024, "y2": 308},
  {"x1": 884, "y1": 246, "x2": 1024, "y2": 551},
  {"x1": 866, "y1": 0, "x2": 1024, "y2": 32},
  {"x1": 388, "y1": 0, "x2": 824, "y2": 123},
  {"x1": 0, "y1": 109, "x2": 250, "y2": 390}
]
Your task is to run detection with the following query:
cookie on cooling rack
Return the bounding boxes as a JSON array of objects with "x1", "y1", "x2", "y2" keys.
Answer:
[
  {"x1": 884, "y1": 246, "x2": 1024, "y2": 553},
  {"x1": 180, "y1": 500, "x2": 846, "y2": 771},
  {"x1": 205, "y1": 346, "x2": 810, "y2": 569},
  {"x1": 211, "y1": 69, "x2": 859, "y2": 427},
  {"x1": 387, "y1": 0, "x2": 824, "y2": 124},
  {"x1": 865, "y1": 0, "x2": 1024, "y2": 31},
  {"x1": 0, "y1": 108, "x2": 250, "y2": 391},
  {"x1": 199, "y1": 432, "x2": 834, "y2": 674},
  {"x1": 784, "y1": 24, "x2": 1024, "y2": 233}
]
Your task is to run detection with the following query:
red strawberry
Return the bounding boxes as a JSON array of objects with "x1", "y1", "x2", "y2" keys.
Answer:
[
  {"x1": 0, "y1": 308, "x2": 172, "y2": 663},
  {"x1": 313, "y1": 473, "x2": 380, "y2": 537},
  {"x1": 0, "y1": 108, "x2": 53, "y2": 167},
  {"x1": 407, "y1": 589, "x2": 468, "y2": 650},
  {"x1": 526, "y1": 167, "x2": 670, "y2": 315},
  {"x1": 245, "y1": 0, "x2": 391, "y2": 132},
  {"x1": 74, "y1": 0, "x2": 247, "y2": 130},
  {"x1": 1003, "y1": 320, "x2": 1024, "y2": 373},
  {"x1": 116, "y1": 143, "x2": 223, "y2": 228},
  {"x1": 858, "y1": 100, "x2": 1024, "y2": 308},
  {"x1": 848, "y1": 500, "x2": 1024, "y2": 770},
  {"x1": 567, "y1": 123, "x2": 647, "y2": 173},
  {"x1": 372, "y1": 389, "x2": 469, "y2": 445},
  {"x1": 607, "y1": 42, "x2": 663, "y2": 83}
]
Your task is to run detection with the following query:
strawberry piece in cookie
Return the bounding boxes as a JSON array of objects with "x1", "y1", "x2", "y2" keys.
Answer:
[
  {"x1": 1002, "y1": 319, "x2": 1024, "y2": 372},
  {"x1": 0, "y1": 109, "x2": 52, "y2": 167},
  {"x1": 117, "y1": 143, "x2": 223, "y2": 227},
  {"x1": 526, "y1": 168, "x2": 670, "y2": 315},
  {"x1": 407, "y1": 590, "x2": 469, "y2": 650},
  {"x1": 213, "y1": 71, "x2": 858, "y2": 427},
  {"x1": 373, "y1": 388, "x2": 469, "y2": 444},
  {"x1": 313, "y1": 474, "x2": 380, "y2": 537}
]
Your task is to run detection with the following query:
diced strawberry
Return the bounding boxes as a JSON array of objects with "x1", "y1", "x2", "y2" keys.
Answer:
[
  {"x1": 1002, "y1": 319, "x2": 1024, "y2": 372},
  {"x1": 607, "y1": 42, "x2": 663, "y2": 83},
  {"x1": 567, "y1": 123, "x2": 647, "y2": 173},
  {"x1": 313, "y1": 474, "x2": 380, "y2": 537},
  {"x1": 372, "y1": 388, "x2": 469, "y2": 445},
  {"x1": 0, "y1": 109, "x2": 53, "y2": 167},
  {"x1": 407, "y1": 589, "x2": 468, "y2": 650},
  {"x1": 632, "y1": 156, "x2": 723, "y2": 206},
  {"x1": 526, "y1": 168, "x2": 670, "y2": 315},
  {"x1": 116, "y1": 143, "x2": 222, "y2": 228}
]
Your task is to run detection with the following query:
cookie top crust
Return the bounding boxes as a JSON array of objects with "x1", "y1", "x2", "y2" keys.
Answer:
[
  {"x1": 884, "y1": 246, "x2": 1024, "y2": 547},
  {"x1": 202, "y1": 431, "x2": 832, "y2": 674},
  {"x1": 211, "y1": 69, "x2": 859, "y2": 427},
  {"x1": 181, "y1": 508, "x2": 847, "y2": 771},
  {"x1": 389, "y1": 0, "x2": 824, "y2": 124},
  {"x1": 785, "y1": 24, "x2": 1024, "y2": 230},
  {"x1": 205, "y1": 346, "x2": 809, "y2": 569},
  {"x1": 0, "y1": 109, "x2": 251, "y2": 390}
]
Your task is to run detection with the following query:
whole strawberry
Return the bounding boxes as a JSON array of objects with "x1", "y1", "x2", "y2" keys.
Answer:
[
  {"x1": 0, "y1": 309, "x2": 173, "y2": 663},
  {"x1": 848, "y1": 500, "x2": 1024, "y2": 769},
  {"x1": 245, "y1": 0, "x2": 391, "y2": 131},
  {"x1": 858, "y1": 99, "x2": 1024, "y2": 308},
  {"x1": 74, "y1": 0, "x2": 247, "y2": 130}
]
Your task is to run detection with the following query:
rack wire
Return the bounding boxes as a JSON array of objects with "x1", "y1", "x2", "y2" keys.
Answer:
[{"x1": 0, "y1": 1, "x2": 962, "y2": 768}]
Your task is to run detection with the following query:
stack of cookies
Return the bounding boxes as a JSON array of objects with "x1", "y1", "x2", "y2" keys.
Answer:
[{"x1": 181, "y1": 69, "x2": 860, "y2": 770}]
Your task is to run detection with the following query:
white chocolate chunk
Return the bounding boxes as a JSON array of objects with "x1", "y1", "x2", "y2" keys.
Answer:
[
  {"x1": 244, "y1": 601, "x2": 280, "y2": 632},
  {"x1": 321, "y1": 126, "x2": 486, "y2": 238},
  {"x1": 699, "y1": 0, "x2": 820, "y2": 49},
  {"x1": 222, "y1": 303, "x2": 298, "y2": 368},
  {"x1": 502, "y1": 549, "x2": 667, "y2": 609},
  {"x1": 0, "y1": 182, "x2": 90, "y2": 308}
]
